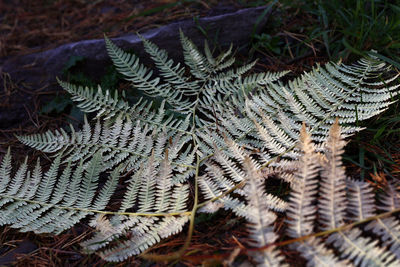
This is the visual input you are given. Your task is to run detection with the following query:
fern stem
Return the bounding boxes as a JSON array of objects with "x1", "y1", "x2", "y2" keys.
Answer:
[
  {"x1": 180, "y1": 207, "x2": 400, "y2": 263},
  {"x1": 71, "y1": 143, "x2": 196, "y2": 170},
  {"x1": 59, "y1": 79, "x2": 192, "y2": 136},
  {"x1": 138, "y1": 118, "x2": 192, "y2": 135},
  {"x1": 264, "y1": 206, "x2": 400, "y2": 250},
  {"x1": 0, "y1": 195, "x2": 192, "y2": 217},
  {"x1": 197, "y1": 180, "x2": 246, "y2": 210}
]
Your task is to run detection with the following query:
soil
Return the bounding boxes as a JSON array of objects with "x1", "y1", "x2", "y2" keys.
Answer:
[{"x1": 0, "y1": 0, "x2": 242, "y2": 58}]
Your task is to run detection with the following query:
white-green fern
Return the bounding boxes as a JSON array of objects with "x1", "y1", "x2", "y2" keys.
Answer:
[{"x1": 1, "y1": 31, "x2": 400, "y2": 263}]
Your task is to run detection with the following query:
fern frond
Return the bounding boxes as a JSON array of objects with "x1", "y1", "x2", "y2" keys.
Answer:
[
  {"x1": 58, "y1": 80, "x2": 130, "y2": 120},
  {"x1": 0, "y1": 148, "x2": 12, "y2": 195},
  {"x1": 235, "y1": 70, "x2": 290, "y2": 88},
  {"x1": 0, "y1": 148, "x2": 192, "y2": 260},
  {"x1": 105, "y1": 35, "x2": 161, "y2": 89},
  {"x1": 242, "y1": 156, "x2": 286, "y2": 267},
  {"x1": 365, "y1": 215, "x2": 400, "y2": 258},
  {"x1": 211, "y1": 60, "x2": 257, "y2": 81},
  {"x1": 137, "y1": 152, "x2": 157, "y2": 212},
  {"x1": 346, "y1": 179, "x2": 376, "y2": 221},
  {"x1": 180, "y1": 30, "x2": 213, "y2": 80},
  {"x1": 208, "y1": 57, "x2": 399, "y2": 168},
  {"x1": 17, "y1": 116, "x2": 195, "y2": 182},
  {"x1": 199, "y1": 140, "x2": 287, "y2": 218},
  {"x1": 59, "y1": 79, "x2": 192, "y2": 134},
  {"x1": 377, "y1": 182, "x2": 400, "y2": 213},
  {"x1": 284, "y1": 124, "x2": 347, "y2": 266},
  {"x1": 96, "y1": 216, "x2": 190, "y2": 261},
  {"x1": 294, "y1": 238, "x2": 351, "y2": 267},
  {"x1": 318, "y1": 119, "x2": 347, "y2": 230},
  {"x1": 315, "y1": 124, "x2": 400, "y2": 266},
  {"x1": 249, "y1": 246, "x2": 287, "y2": 267},
  {"x1": 154, "y1": 155, "x2": 173, "y2": 212},
  {"x1": 286, "y1": 123, "x2": 320, "y2": 238},
  {"x1": 327, "y1": 229, "x2": 400, "y2": 266},
  {"x1": 140, "y1": 36, "x2": 200, "y2": 95},
  {"x1": 348, "y1": 181, "x2": 400, "y2": 259},
  {"x1": 0, "y1": 152, "x2": 101, "y2": 233},
  {"x1": 243, "y1": 156, "x2": 277, "y2": 244},
  {"x1": 93, "y1": 168, "x2": 120, "y2": 210},
  {"x1": 4, "y1": 31, "x2": 400, "y2": 264},
  {"x1": 81, "y1": 158, "x2": 190, "y2": 260},
  {"x1": 105, "y1": 35, "x2": 192, "y2": 111}
]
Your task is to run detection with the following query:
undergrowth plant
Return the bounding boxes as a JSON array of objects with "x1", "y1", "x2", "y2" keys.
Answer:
[
  {"x1": 1, "y1": 30, "x2": 400, "y2": 265},
  {"x1": 251, "y1": 0, "x2": 400, "y2": 67}
]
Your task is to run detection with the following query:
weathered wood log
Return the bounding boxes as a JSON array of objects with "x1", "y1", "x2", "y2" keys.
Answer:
[{"x1": 0, "y1": 6, "x2": 271, "y2": 128}]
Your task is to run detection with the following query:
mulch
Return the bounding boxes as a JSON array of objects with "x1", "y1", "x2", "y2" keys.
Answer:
[{"x1": 0, "y1": 0, "x2": 242, "y2": 58}]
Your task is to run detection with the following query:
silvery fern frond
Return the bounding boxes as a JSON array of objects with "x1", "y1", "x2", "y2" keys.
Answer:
[
  {"x1": 286, "y1": 124, "x2": 320, "y2": 238},
  {"x1": 58, "y1": 80, "x2": 193, "y2": 133},
  {"x1": 81, "y1": 152, "x2": 190, "y2": 261},
  {"x1": 333, "y1": 179, "x2": 400, "y2": 266},
  {"x1": 0, "y1": 148, "x2": 190, "y2": 261},
  {"x1": 180, "y1": 30, "x2": 214, "y2": 80},
  {"x1": 244, "y1": 121, "x2": 400, "y2": 267},
  {"x1": 199, "y1": 138, "x2": 287, "y2": 217},
  {"x1": 298, "y1": 121, "x2": 400, "y2": 266},
  {"x1": 318, "y1": 119, "x2": 348, "y2": 231},
  {"x1": 209, "y1": 57, "x2": 399, "y2": 163},
  {"x1": 17, "y1": 116, "x2": 195, "y2": 183},
  {"x1": 327, "y1": 228, "x2": 399, "y2": 267},
  {"x1": 0, "y1": 150, "x2": 115, "y2": 233},
  {"x1": 3, "y1": 31, "x2": 400, "y2": 264},
  {"x1": 140, "y1": 34, "x2": 201, "y2": 96},
  {"x1": 318, "y1": 147, "x2": 400, "y2": 267},
  {"x1": 105, "y1": 35, "x2": 193, "y2": 112}
]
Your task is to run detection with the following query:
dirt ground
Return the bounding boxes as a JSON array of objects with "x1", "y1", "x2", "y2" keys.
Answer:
[{"x1": 0, "y1": 0, "x2": 246, "y2": 58}]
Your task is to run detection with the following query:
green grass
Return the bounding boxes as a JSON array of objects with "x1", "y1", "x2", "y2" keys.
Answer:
[{"x1": 249, "y1": 0, "x2": 400, "y2": 64}]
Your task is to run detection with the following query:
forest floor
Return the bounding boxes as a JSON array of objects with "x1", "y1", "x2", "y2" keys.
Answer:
[{"x1": 0, "y1": 0, "x2": 399, "y2": 266}]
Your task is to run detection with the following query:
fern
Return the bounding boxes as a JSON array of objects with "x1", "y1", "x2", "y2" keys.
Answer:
[
  {"x1": 1, "y1": 31, "x2": 400, "y2": 264},
  {"x1": 236, "y1": 121, "x2": 400, "y2": 266}
]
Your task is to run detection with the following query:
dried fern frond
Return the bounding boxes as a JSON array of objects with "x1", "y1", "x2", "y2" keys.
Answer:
[
  {"x1": 364, "y1": 182, "x2": 400, "y2": 257},
  {"x1": 242, "y1": 156, "x2": 286, "y2": 266},
  {"x1": 284, "y1": 123, "x2": 347, "y2": 266},
  {"x1": 238, "y1": 121, "x2": 400, "y2": 266}
]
